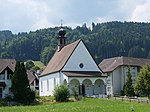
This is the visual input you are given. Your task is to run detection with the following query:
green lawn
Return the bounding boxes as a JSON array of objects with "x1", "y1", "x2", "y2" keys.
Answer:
[
  {"x1": 0, "y1": 98, "x2": 149, "y2": 112},
  {"x1": 32, "y1": 61, "x2": 45, "y2": 70}
]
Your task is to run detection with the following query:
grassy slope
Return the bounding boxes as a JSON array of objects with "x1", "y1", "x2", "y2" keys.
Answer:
[
  {"x1": 0, "y1": 98, "x2": 150, "y2": 112},
  {"x1": 33, "y1": 61, "x2": 45, "y2": 70}
]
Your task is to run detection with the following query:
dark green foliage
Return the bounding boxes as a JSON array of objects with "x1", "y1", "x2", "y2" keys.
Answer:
[
  {"x1": 11, "y1": 61, "x2": 35, "y2": 104},
  {"x1": 120, "y1": 85, "x2": 125, "y2": 96},
  {"x1": 124, "y1": 66, "x2": 135, "y2": 97},
  {"x1": 1, "y1": 22, "x2": 150, "y2": 63},
  {"x1": 128, "y1": 46, "x2": 147, "y2": 58},
  {"x1": 40, "y1": 47, "x2": 56, "y2": 65},
  {"x1": 71, "y1": 87, "x2": 79, "y2": 100},
  {"x1": 135, "y1": 65, "x2": 150, "y2": 99},
  {"x1": 53, "y1": 84, "x2": 69, "y2": 102},
  {"x1": 3, "y1": 95, "x2": 13, "y2": 102},
  {"x1": 31, "y1": 66, "x2": 40, "y2": 71},
  {"x1": 0, "y1": 99, "x2": 6, "y2": 106},
  {"x1": 30, "y1": 90, "x2": 36, "y2": 102},
  {"x1": 0, "y1": 30, "x2": 13, "y2": 40},
  {"x1": 25, "y1": 60, "x2": 35, "y2": 70}
]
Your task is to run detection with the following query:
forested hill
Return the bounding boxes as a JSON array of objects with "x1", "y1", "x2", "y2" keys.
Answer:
[{"x1": 1, "y1": 21, "x2": 150, "y2": 65}]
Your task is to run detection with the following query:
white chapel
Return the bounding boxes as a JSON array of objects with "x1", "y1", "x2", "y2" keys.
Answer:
[{"x1": 39, "y1": 27, "x2": 107, "y2": 96}]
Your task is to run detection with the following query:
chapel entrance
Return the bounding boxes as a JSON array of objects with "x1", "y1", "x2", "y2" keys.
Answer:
[
  {"x1": 94, "y1": 79, "x2": 105, "y2": 94},
  {"x1": 82, "y1": 84, "x2": 85, "y2": 96},
  {"x1": 82, "y1": 79, "x2": 93, "y2": 96},
  {"x1": 69, "y1": 79, "x2": 80, "y2": 95}
]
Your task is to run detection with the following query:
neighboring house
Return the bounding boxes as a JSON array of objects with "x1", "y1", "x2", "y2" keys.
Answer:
[
  {"x1": 0, "y1": 59, "x2": 16, "y2": 98},
  {"x1": 99, "y1": 56, "x2": 150, "y2": 96},
  {"x1": 0, "y1": 59, "x2": 39, "y2": 98},
  {"x1": 39, "y1": 28, "x2": 107, "y2": 96},
  {"x1": 27, "y1": 70, "x2": 39, "y2": 93}
]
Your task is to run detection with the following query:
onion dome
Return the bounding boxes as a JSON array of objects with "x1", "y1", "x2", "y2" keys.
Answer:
[{"x1": 58, "y1": 27, "x2": 66, "y2": 37}]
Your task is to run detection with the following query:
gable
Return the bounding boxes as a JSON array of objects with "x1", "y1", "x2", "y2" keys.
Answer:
[
  {"x1": 0, "y1": 59, "x2": 16, "y2": 73},
  {"x1": 40, "y1": 40, "x2": 80, "y2": 76},
  {"x1": 62, "y1": 40, "x2": 101, "y2": 72},
  {"x1": 0, "y1": 66, "x2": 14, "y2": 74}
]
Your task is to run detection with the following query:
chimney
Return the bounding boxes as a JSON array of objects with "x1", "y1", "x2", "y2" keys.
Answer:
[{"x1": 57, "y1": 26, "x2": 66, "y2": 51}]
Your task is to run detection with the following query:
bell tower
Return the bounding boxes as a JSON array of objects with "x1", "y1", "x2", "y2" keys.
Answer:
[{"x1": 57, "y1": 26, "x2": 66, "y2": 51}]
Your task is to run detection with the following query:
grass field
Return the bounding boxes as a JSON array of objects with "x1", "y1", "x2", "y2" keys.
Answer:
[
  {"x1": 32, "y1": 61, "x2": 45, "y2": 70},
  {"x1": 0, "y1": 98, "x2": 150, "y2": 112},
  {"x1": 24, "y1": 61, "x2": 45, "y2": 70}
]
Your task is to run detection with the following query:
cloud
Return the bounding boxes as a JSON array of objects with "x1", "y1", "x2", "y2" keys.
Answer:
[
  {"x1": 0, "y1": 0, "x2": 69, "y2": 33},
  {"x1": 0, "y1": 0, "x2": 150, "y2": 33},
  {"x1": 130, "y1": 0, "x2": 150, "y2": 22},
  {"x1": 4, "y1": 0, "x2": 57, "y2": 33}
]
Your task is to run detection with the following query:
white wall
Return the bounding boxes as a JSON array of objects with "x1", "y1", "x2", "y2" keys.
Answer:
[
  {"x1": 39, "y1": 72, "x2": 60, "y2": 96},
  {"x1": 109, "y1": 66, "x2": 138, "y2": 96},
  {"x1": 62, "y1": 41, "x2": 101, "y2": 72},
  {"x1": 0, "y1": 70, "x2": 12, "y2": 98},
  {"x1": 39, "y1": 72, "x2": 69, "y2": 96},
  {"x1": 112, "y1": 66, "x2": 122, "y2": 95}
]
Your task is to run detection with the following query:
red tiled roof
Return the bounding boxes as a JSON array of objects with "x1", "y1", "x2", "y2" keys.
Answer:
[
  {"x1": 40, "y1": 39, "x2": 81, "y2": 76},
  {"x1": 99, "y1": 56, "x2": 150, "y2": 73},
  {"x1": 0, "y1": 59, "x2": 16, "y2": 73}
]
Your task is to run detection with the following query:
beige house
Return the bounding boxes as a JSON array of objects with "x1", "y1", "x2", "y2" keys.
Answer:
[
  {"x1": 99, "y1": 56, "x2": 150, "y2": 96},
  {"x1": 0, "y1": 59, "x2": 16, "y2": 98},
  {"x1": 0, "y1": 59, "x2": 39, "y2": 98}
]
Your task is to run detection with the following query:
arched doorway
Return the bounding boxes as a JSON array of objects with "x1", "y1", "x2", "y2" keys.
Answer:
[
  {"x1": 82, "y1": 79, "x2": 93, "y2": 96},
  {"x1": 69, "y1": 79, "x2": 80, "y2": 95},
  {"x1": 82, "y1": 84, "x2": 85, "y2": 96},
  {"x1": 94, "y1": 79, "x2": 105, "y2": 95}
]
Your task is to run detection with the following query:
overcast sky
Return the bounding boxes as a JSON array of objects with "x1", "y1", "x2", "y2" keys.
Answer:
[{"x1": 0, "y1": 0, "x2": 150, "y2": 33}]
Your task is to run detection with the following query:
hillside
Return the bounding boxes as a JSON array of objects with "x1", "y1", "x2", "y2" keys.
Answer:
[
  {"x1": 33, "y1": 61, "x2": 45, "y2": 70},
  {"x1": 0, "y1": 21, "x2": 150, "y2": 65}
]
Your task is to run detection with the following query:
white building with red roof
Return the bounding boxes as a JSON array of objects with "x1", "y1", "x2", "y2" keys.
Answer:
[
  {"x1": 39, "y1": 27, "x2": 107, "y2": 96},
  {"x1": 0, "y1": 59, "x2": 39, "y2": 98},
  {"x1": 99, "y1": 56, "x2": 150, "y2": 96}
]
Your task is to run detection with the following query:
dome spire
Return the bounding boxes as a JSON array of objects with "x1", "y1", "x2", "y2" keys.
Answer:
[{"x1": 57, "y1": 22, "x2": 66, "y2": 51}]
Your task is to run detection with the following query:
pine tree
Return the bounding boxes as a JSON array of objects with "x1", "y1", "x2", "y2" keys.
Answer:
[
  {"x1": 12, "y1": 61, "x2": 34, "y2": 104},
  {"x1": 124, "y1": 65, "x2": 135, "y2": 97},
  {"x1": 135, "y1": 65, "x2": 150, "y2": 99},
  {"x1": 11, "y1": 61, "x2": 21, "y2": 101}
]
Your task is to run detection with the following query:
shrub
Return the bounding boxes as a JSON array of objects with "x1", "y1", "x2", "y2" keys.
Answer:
[
  {"x1": 53, "y1": 84, "x2": 69, "y2": 102},
  {"x1": 0, "y1": 99, "x2": 6, "y2": 106},
  {"x1": 30, "y1": 90, "x2": 36, "y2": 102},
  {"x1": 4, "y1": 95, "x2": 13, "y2": 102},
  {"x1": 71, "y1": 87, "x2": 79, "y2": 100}
]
